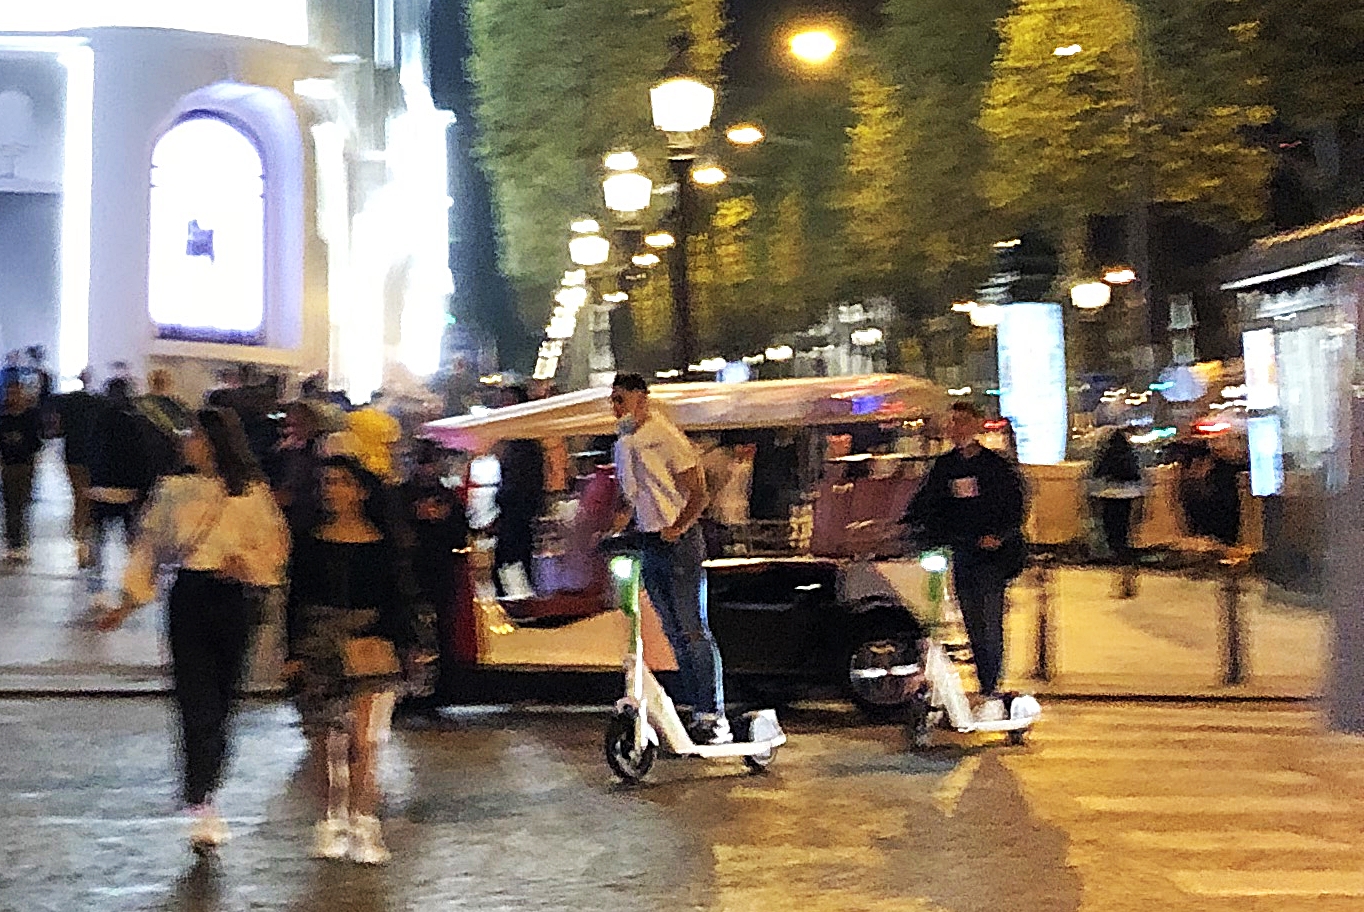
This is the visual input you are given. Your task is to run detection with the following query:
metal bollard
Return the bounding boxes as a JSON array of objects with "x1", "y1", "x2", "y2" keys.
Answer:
[
  {"x1": 1219, "y1": 552, "x2": 1249, "y2": 686},
  {"x1": 1032, "y1": 554, "x2": 1055, "y2": 682}
]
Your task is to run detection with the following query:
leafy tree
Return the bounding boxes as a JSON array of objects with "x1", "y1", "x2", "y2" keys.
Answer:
[
  {"x1": 979, "y1": 0, "x2": 1270, "y2": 237},
  {"x1": 466, "y1": 0, "x2": 725, "y2": 329}
]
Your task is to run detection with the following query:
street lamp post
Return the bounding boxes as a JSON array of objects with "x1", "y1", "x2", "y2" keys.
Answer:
[{"x1": 650, "y1": 43, "x2": 715, "y2": 375}]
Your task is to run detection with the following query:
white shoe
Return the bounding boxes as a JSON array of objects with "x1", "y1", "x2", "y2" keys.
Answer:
[
  {"x1": 974, "y1": 698, "x2": 1008, "y2": 724},
  {"x1": 189, "y1": 807, "x2": 230, "y2": 852},
  {"x1": 347, "y1": 815, "x2": 390, "y2": 865},
  {"x1": 311, "y1": 815, "x2": 350, "y2": 860}
]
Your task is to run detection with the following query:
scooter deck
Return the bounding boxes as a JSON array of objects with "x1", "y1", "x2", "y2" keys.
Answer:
[{"x1": 672, "y1": 733, "x2": 787, "y2": 760}]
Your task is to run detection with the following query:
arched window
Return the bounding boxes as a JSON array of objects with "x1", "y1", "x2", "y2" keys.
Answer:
[{"x1": 148, "y1": 114, "x2": 265, "y2": 343}]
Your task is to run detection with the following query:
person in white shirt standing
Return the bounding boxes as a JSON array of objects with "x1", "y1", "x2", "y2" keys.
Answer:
[
  {"x1": 98, "y1": 408, "x2": 289, "y2": 854},
  {"x1": 609, "y1": 373, "x2": 730, "y2": 745}
]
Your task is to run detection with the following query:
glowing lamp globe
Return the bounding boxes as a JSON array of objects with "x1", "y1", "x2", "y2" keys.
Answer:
[
  {"x1": 650, "y1": 77, "x2": 715, "y2": 134},
  {"x1": 569, "y1": 233, "x2": 610, "y2": 267},
  {"x1": 602, "y1": 171, "x2": 653, "y2": 214}
]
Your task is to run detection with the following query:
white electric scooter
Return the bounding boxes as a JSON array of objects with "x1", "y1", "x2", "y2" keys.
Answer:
[
  {"x1": 602, "y1": 553, "x2": 786, "y2": 783},
  {"x1": 910, "y1": 551, "x2": 1042, "y2": 748}
]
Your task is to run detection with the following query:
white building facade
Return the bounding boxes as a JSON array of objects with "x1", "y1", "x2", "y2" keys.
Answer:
[{"x1": 0, "y1": 1, "x2": 453, "y2": 401}]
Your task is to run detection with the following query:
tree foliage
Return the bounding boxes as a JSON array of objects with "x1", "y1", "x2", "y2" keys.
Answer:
[
  {"x1": 980, "y1": 0, "x2": 1270, "y2": 232},
  {"x1": 467, "y1": 0, "x2": 724, "y2": 326}
]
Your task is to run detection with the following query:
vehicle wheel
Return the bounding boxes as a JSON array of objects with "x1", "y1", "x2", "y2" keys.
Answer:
[
  {"x1": 847, "y1": 628, "x2": 923, "y2": 721},
  {"x1": 743, "y1": 746, "x2": 778, "y2": 773},
  {"x1": 604, "y1": 710, "x2": 656, "y2": 782},
  {"x1": 1007, "y1": 728, "x2": 1026, "y2": 746}
]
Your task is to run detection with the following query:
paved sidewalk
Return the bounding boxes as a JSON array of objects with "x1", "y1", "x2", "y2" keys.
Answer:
[{"x1": 0, "y1": 447, "x2": 1332, "y2": 698}]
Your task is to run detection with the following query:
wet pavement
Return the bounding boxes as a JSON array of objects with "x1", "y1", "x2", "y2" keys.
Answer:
[{"x1": 2, "y1": 698, "x2": 1362, "y2": 911}]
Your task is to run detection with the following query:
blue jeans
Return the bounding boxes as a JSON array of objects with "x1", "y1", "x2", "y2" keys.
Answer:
[{"x1": 639, "y1": 526, "x2": 724, "y2": 716}]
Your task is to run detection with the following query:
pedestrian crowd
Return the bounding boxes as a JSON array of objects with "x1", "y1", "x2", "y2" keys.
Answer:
[{"x1": 0, "y1": 354, "x2": 472, "y2": 866}]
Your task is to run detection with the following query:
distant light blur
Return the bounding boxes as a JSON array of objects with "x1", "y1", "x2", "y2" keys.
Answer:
[{"x1": 789, "y1": 29, "x2": 838, "y2": 65}]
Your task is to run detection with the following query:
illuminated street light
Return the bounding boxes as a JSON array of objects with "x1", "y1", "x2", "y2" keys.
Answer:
[
  {"x1": 992, "y1": 238, "x2": 1021, "y2": 249},
  {"x1": 603, "y1": 150, "x2": 639, "y2": 172},
  {"x1": 1103, "y1": 267, "x2": 1137, "y2": 285},
  {"x1": 650, "y1": 76, "x2": 716, "y2": 135},
  {"x1": 561, "y1": 269, "x2": 586, "y2": 287},
  {"x1": 851, "y1": 327, "x2": 883, "y2": 346},
  {"x1": 691, "y1": 164, "x2": 727, "y2": 186},
  {"x1": 726, "y1": 124, "x2": 765, "y2": 146},
  {"x1": 1071, "y1": 281, "x2": 1112, "y2": 310},
  {"x1": 602, "y1": 170, "x2": 653, "y2": 214},
  {"x1": 644, "y1": 231, "x2": 676, "y2": 249},
  {"x1": 1054, "y1": 44, "x2": 1083, "y2": 56},
  {"x1": 765, "y1": 345, "x2": 795, "y2": 361},
  {"x1": 969, "y1": 302, "x2": 1002, "y2": 327},
  {"x1": 570, "y1": 218, "x2": 601, "y2": 234},
  {"x1": 602, "y1": 291, "x2": 629, "y2": 304},
  {"x1": 632, "y1": 252, "x2": 661, "y2": 268},
  {"x1": 789, "y1": 29, "x2": 838, "y2": 65},
  {"x1": 569, "y1": 233, "x2": 610, "y2": 267},
  {"x1": 554, "y1": 285, "x2": 589, "y2": 309}
]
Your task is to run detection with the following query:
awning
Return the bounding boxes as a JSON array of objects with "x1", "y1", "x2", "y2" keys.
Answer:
[{"x1": 420, "y1": 374, "x2": 947, "y2": 451}]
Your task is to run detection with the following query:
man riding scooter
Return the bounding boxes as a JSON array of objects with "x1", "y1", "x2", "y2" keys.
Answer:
[
  {"x1": 607, "y1": 373, "x2": 731, "y2": 746},
  {"x1": 902, "y1": 402, "x2": 1027, "y2": 721}
]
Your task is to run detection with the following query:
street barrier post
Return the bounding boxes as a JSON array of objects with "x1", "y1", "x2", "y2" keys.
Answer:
[
  {"x1": 1032, "y1": 554, "x2": 1055, "y2": 682},
  {"x1": 1219, "y1": 552, "x2": 1249, "y2": 686}
]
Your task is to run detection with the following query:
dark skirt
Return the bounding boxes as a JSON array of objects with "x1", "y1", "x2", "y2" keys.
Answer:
[{"x1": 294, "y1": 605, "x2": 401, "y2": 734}]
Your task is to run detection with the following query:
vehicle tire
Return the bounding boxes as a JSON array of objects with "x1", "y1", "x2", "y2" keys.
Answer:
[
  {"x1": 604, "y1": 710, "x2": 656, "y2": 782},
  {"x1": 743, "y1": 747, "x2": 778, "y2": 773},
  {"x1": 1007, "y1": 728, "x2": 1026, "y2": 746},
  {"x1": 847, "y1": 625, "x2": 923, "y2": 721}
]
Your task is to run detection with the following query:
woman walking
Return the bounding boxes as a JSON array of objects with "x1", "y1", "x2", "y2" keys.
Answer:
[
  {"x1": 1089, "y1": 427, "x2": 1145, "y2": 598},
  {"x1": 97, "y1": 408, "x2": 288, "y2": 852},
  {"x1": 290, "y1": 455, "x2": 416, "y2": 865}
]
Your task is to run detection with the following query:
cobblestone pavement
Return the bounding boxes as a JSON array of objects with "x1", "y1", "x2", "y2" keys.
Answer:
[{"x1": 1, "y1": 698, "x2": 1362, "y2": 911}]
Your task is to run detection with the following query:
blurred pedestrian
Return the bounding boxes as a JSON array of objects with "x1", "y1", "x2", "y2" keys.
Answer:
[
  {"x1": 86, "y1": 378, "x2": 157, "y2": 593},
  {"x1": 1089, "y1": 427, "x2": 1145, "y2": 597},
  {"x1": 902, "y1": 402, "x2": 1027, "y2": 716},
  {"x1": 0, "y1": 379, "x2": 43, "y2": 562},
  {"x1": 396, "y1": 439, "x2": 469, "y2": 709},
  {"x1": 1178, "y1": 437, "x2": 1245, "y2": 549},
  {"x1": 492, "y1": 386, "x2": 545, "y2": 596},
  {"x1": 138, "y1": 369, "x2": 193, "y2": 481},
  {"x1": 53, "y1": 368, "x2": 102, "y2": 567},
  {"x1": 96, "y1": 408, "x2": 288, "y2": 853},
  {"x1": 289, "y1": 455, "x2": 417, "y2": 865}
]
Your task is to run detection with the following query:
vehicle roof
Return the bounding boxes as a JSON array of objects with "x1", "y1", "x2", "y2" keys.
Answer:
[{"x1": 421, "y1": 374, "x2": 946, "y2": 451}]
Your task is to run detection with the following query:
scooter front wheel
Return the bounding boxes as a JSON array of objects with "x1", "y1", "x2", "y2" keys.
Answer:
[
  {"x1": 743, "y1": 746, "x2": 778, "y2": 773},
  {"x1": 604, "y1": 710, "x2": 656, "y2": 782}
]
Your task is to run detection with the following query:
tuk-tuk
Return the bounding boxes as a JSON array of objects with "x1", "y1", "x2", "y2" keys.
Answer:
[{"x1": 420, "y1": 374, "x2": 951, "y2": 714}]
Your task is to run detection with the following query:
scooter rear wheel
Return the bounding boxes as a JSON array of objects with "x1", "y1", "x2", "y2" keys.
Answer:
[
  {"x1": 604, "y1": 710, "x2": 656, "y2": 783},
  {"x1": 743, "y1": 747, "x2": 778, "y2": 773}
]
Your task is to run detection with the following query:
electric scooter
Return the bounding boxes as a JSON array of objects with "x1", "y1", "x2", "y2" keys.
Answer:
[
  {"x1": 602, "y1": 552, "x2": 786, "y2": 783},
  {"x1": 910, "y1": 550, "x2": 1042, "y2": 748}
]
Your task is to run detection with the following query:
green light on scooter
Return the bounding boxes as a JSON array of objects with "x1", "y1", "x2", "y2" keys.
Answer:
[
  {"x1": 919, "y1": 551, "x2": 948, "y2": 574},
  {"x1": 610, "y1": 556, "x2": 635, "y2": 581}
]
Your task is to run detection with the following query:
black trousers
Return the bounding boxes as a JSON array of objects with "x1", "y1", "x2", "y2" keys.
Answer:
[
  {"x1": 167, "y1": 570, "x2": 252, "y2": 806},
  {"x1": 1, "y1": 462, "x2": 35, "y2": 548},
  {"x1": 954, "y1": 564, "x2": 1007, "y2": 696},
  {"x1": 1098, "y1": 498, "x2": 1135, "y2": 563},
  {"x1": 493, "y1": 516, "x2": 535, "y2": 596}
]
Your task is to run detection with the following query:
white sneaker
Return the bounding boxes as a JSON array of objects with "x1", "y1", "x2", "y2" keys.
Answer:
[
  {"x1": 688, "y1": 713, "x2": 733, "y2": 746},
  {"x1": 189, "y1": 807, "x2": 230, "y2": 852},
  {"x1": 347, "y1": 815, "x2": 390, "y2": 865},
  {"x1": 974, "y1": 698, "x2": 1008, "y2": 724},
  {"x1": 311, "y1": 815, "x2": 350, "y2": 860}
]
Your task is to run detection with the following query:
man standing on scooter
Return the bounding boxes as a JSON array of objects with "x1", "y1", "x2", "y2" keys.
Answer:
[
  {"x1": 608, "y1": 373, "x2": 730, "y2": 745},
  {"x1": 903, "y1": 402, "x2": 1027, "y2": 719}
]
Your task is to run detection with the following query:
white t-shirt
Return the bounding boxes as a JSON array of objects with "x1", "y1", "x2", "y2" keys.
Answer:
[{"x1": 614, "y1": 414, "x2": 699, "y2": 533}]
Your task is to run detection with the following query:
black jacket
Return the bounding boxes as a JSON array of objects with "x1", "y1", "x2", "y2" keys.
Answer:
[{"x1": 902, "y1": 445, "x2": 1028, "y2": 577}]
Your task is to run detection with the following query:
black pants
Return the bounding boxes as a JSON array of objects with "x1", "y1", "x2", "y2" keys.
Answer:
[
  {"x1": 1, "y1": 462, "x2": 35, "y2": 548},
  {"x1": 167, "y1": 570, "x2": 252, "y2": 806},
  {"x1": 1098, "y1": 498, "x2": 1135, "y2": 563},
  {"x1": 954, "y1": 565, "x2": 1007, "y2": 696},
  {"x1": 493, "y1": 516, "x2": 535, "y2": 596}
]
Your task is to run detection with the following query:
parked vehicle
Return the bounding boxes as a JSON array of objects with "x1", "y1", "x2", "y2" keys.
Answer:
[{"x1": 419, "y1": 375, "x2": 952, "y2": 715}]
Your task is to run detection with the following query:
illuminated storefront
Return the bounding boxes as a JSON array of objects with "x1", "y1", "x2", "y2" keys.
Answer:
[{"x1": 0, "y1": 1, "x2": 453, "y2": 401}]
